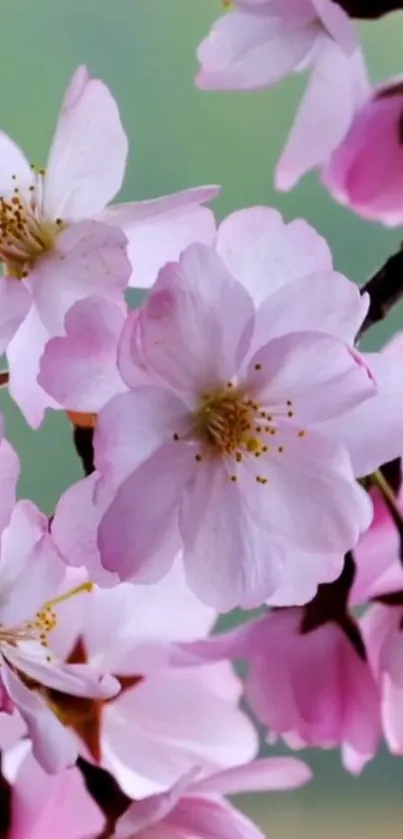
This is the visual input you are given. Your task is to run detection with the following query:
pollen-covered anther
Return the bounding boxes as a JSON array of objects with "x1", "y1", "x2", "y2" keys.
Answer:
[{"x1": 0, "y1": 166, "x2": 63, "y2": 278}]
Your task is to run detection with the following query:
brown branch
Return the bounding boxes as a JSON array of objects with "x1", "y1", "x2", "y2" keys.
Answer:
[{"x1": 359, "y1": 243, "x2": 403, "y2": 336}]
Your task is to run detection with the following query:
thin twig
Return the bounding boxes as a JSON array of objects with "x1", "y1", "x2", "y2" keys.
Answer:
[{"x1": 359, "y1": 243, "x2": 403, "y2": 336}]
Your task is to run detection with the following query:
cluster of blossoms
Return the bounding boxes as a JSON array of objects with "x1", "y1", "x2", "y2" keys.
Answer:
[{"x1": 2, "y1": 2, "x2": 403, "y2": 835}]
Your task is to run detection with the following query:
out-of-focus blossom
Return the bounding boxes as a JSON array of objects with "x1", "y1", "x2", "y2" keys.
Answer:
[
  {"x1": 0, "y1": 66, "x2": 218, "y2": 426},
  {"x1": 0, "y1": 425, "x2": 119, "y2": 772},
  {"x1": 176, "y1": 606, "x2": 382, "y2": 774},
  {"x1": 43, "y1": 559, "x2": 257, "y2": 798},
  {"x1": 2, "y1": 746, "x2": 104, "y2": 839},
  {"x1": 196, "y1": 1, "x2": 369, "y2": 188},
  {"x1": 112, "y1": 757, "x2": 311, "y2": 839},
  {"x1": 323, "y1": 78, "x2": 403, "y2": 225}
]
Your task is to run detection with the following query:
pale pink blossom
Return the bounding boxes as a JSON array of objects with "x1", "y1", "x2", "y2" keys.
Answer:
[
  {"x1": 92, "y1": 240, "x2": 374, "y2": 610},
  {"x1": 44, "y1": 208, "x2": 403, "y2": 608},
  {"x1": 177, "y1": 607, "x2": 382, "y2": 774},
  {"x1": 196, "y1": 0, "x2": 369, "y2": 188},
  {"x1": 323, "y1": 77, "x2": 403, "y2": 225},
  {"x1": 2, "y1": 747, "x2": 104, "y2": 839},
  {"x1": 0, "y1": 428, "x2": 119, "y2": 772},
  {"x1": 113, "y1": 757, "x2": 311, "y2": 839},
  {"x1": 362, "y1": 600, "x2": 403, "y2": 755},
  {"x1": 0, "y1": 66, "x2": 218, "y2": 427},
  {"x1": 45, "y1": 559, "x2": 257, "y2": 798}
]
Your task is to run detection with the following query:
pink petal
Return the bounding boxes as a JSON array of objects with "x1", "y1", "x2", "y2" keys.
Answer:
[
  {"x1": 0, "y1": 500, "x2": 65, "y2": 626},
  {"x1": 276, "y1": 39, "x2": 370, "y2": 190},
  {"x1": 266, "y1": 547, "x2": 343, "y2": 607},
  {"x1": 192, "y1": 756, "x2": 312, "y2": 795},
  {"x1": 253, "y1": 271, "x2": 368, "y2": 348},
  {"x1": 98, "y1": 442, "x2": 195, "y2": 581},
  {"x1": 216, "y1": 207, "x2": 332, "y2": 306},
  {"x1": 7, "y1": 754, "x2": 104, "y2": 839},
  {"x1": 114, "y1": 771, "x2": 197, "y2": 837},
  {"x1": 38, "y1": 296, "x2": 127, "y2": 412},
  {"x1": 8, "y1": 651, "x2": 119, "y2": 701},
  {"x1": 0, "y1": 277, "x2": 31, "y2": 354},
  {"x1": 320, "y1": 349, "x2": 403, "y2": 477},
  {"x1": 0, "y1": 435, "x2": 20, "y2": 537},
  {"x1": 105, "y1": 662, "x2": 257, "y2": 798},
  {"x1": 7, "y1": 307, "x2": 57, "y2": 429},
  {"x1": 103, "y1": 186, "x2": 219, "y2": 289},
  {"x1": 133, "y1": 244, "x2": 254, "y2": 395},
  {"x1": 248, "y1": 332, "x2": 376, "y2": 423},
  {"x1": 1, "y1": 665, "x2": 77, "y2": 773},
  {"x1": 323, "y1": 83, "x2": 403, "y2": 225},
  {"x1": 44, "y1": 66, "x2": 128, "y2": 220},
  {"x1": 257, "y1": 428, "x2": 372, "y2": 553},
  {"x1": 0, "y1": 132, "x2": 34, "y2": 199},
  {"x1": 94, "y1": 388, "x2": 190, "y2": 485},
  {"x1": 180, "y1": 459, "x2": 283, "y2": 610},
  {"x1": 167, "y1": 795, "x2": 266, "y2": 839},
  {"x1": 312, "y1": 0, "x2": 356, "y2": 51},
  {"x1": 51, "y1": 472, "x2": 122, "y2": 586},
  {"x1": 196, "y1": 6, "x2": 316, "y2": 90},
  {"x1": 30, "y1": 220, "x2": 130, "y2": 335}
]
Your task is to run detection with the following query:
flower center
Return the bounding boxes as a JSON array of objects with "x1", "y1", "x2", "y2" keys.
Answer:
[
  {"x1": 0, "y1": 167, "x2": 64, "y2": 279},
  {"x1": 192, "y1": 385, "x2": 262, "y2": 456},
  {"x1": 0, "y1": 582, "x2": 93, "y2": 662},
  {"x1": 173, "y1": 370, "x2": 307, "y2": 486}
]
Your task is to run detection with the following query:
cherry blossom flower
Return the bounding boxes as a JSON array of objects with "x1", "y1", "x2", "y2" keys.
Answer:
[
  {"x1": 0, "y1": 427, "x2": 119, "y2": 772},
  {"x1": 1, "y1": 746, "x2": 104, "y2": 839},
  {"x1": 176, "y1": 606, "x2": 382, "y2": 774},
  {"x1": 92, "y1": 240, "x2": 375, "y2": 610},
  {"x1": 323, "y1": 77, "x2": 403, "y2": 225},
  {"x1": 112, "y1": 757, "x2": 311, "y2": 839},
  {"x1": 196, "y1": 0, "x2": 369, "y2": 189},
  {"x1": 43, "y1": 560, "x2": 257, "y2": 798},
  {"x1": 42, "y1": 208, "x2": 403, "y2": 608},
  {"x1": 0, "y1": 65, "x2": 218, "y2": 427}
]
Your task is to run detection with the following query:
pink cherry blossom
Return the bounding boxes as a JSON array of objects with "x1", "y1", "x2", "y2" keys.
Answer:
[
  {"x1": 45, "y1": 559, "x2": 257, "y2": 798},
  {"x1": 87, "y1": 240, "x2": 375, "y2": 611},
  {"x1": 113, "y1": 756, "x2": 311, "y2": 839},
  {"x1": 0, "y1": 66, "x2": 218, "y2": 427},
  {"x1": 42, "y1": 208, "x2": 403, "y2": 608},
  {"x1": 196, "y1": 0, "x2": 369, "y2": 188},
  {"x1": 177, "y1": 608, "x2": 382, "y2": 774},
  {"x1": 0, "y1": 429, "x2": 119, "y2": 773},
  {"x1": 323, "y1": 77, "x2": 403, "y2": 225},
  {"x1": 2, "y1": 747, "x2": 104, "y2": 839}
]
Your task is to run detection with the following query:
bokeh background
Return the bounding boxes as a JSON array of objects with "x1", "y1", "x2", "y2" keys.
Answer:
[{"x1": 1, "y1": 1, "x2": 403, "y2": 835}]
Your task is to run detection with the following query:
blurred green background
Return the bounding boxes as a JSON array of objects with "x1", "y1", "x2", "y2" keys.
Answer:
[{"x1": 1, "y1": 1, "x2": 402, "y2": 835}]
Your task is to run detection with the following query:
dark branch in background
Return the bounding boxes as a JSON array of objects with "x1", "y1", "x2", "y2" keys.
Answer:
[
  {"x1": 334, "y1": 0, "x2": 403, "y2": 18},
  {"x1": 301, "y1": 552, "x2": 367, "y2": 660},
  {"x1": 359, "y1": 243, "x2": 403, "y2": 336},
  {"x1": 73, "y1": 425, "x2": 95, "y2": 476},
  {"x1": 77, "y1": 758, "x2": 131, "y2": 839}
]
